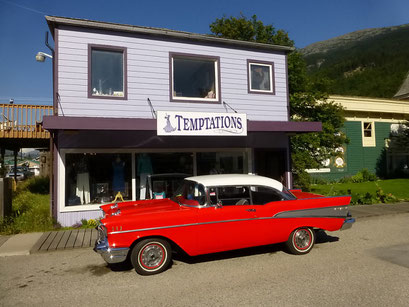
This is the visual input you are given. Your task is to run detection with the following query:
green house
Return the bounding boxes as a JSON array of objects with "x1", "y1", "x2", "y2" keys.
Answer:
[{"x1": 307, "y1": 95, "x2": 409, "y2": 181}]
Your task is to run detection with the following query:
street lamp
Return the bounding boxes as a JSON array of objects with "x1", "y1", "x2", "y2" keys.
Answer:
[{"x1": 35, "y1": 51, "x2": 53, "y2": 62}]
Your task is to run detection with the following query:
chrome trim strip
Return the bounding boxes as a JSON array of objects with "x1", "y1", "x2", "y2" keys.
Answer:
[
  {"x1": 108, "y1": 206, "x2": 350, "y2": 235},
  {"x1": 109, "y1": 219, "x2": 255, "y2": 234},
  {"x1": 273, "y1": 205, "x2": 349, "y2": 218}
]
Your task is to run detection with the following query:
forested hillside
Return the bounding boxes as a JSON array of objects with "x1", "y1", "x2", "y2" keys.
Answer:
[{"x1": 302, "y1": 24, "x2": 409, "y2": 98}]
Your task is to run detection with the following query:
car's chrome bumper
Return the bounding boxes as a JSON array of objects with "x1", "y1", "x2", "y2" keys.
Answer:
[
  {"x1": 94, "y1": 237, "x2": 129, "y2": 264},
  {"x1": 341, "y1": 217, "x2": 355, "y2": 230}
]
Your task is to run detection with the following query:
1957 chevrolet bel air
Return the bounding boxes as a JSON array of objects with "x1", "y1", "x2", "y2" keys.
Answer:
[{"x1": 94, "y1": 174, "x2": 354, "y2": 275}]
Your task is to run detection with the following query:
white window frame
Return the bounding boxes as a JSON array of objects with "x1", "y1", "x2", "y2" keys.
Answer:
[
  {"x1": 247, "y1": 60, "x2": 275, "y2": 94},
  {"x1": 362, "y1": 121, "x2": 376, "y2": 147},
  {"x1": 170, "y1": 53, "x2": 220, "y2": 103}
]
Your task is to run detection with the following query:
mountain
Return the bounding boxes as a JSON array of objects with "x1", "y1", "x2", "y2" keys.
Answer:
[{"x1": 301, "y1": 24, "x2": 409, "y2": 98}]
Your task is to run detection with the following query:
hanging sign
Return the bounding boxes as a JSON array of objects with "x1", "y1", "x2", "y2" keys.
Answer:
[{"x1": 157, "y1": 111, "x2": 247, "y2": 136}]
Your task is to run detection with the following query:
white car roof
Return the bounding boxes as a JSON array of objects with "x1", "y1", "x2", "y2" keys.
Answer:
[{"x1": 185, "y1": 174, "x2": 284, "y2": 191}]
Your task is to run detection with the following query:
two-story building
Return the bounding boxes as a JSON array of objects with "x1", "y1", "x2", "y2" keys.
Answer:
[{"x1": 43, "y1": 16, "x2": 321, "y2": 226}]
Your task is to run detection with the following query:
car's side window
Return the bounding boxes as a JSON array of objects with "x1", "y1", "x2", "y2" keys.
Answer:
[
  {"x1": 250, "y1": 186, "x2": 285, "y2": 205},
  {"x1": 208, "y1": 187, "x2": 218, "y2": 205},
  {"x1": 215, "y1": 186, "x2": 251, "y2": 206}
]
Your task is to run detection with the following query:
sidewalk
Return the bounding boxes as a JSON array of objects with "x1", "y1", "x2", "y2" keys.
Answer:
[
  {"x1": 1, "y1": 202, "x2": 409, "y2": 257},
  {"x1": 0, "y1": 228, "x2": 97, "y2": 257}
]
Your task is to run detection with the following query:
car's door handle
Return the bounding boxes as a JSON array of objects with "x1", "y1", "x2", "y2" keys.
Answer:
[{"x1": 246, "y1": 209, "x2": 256, "y2": 212}]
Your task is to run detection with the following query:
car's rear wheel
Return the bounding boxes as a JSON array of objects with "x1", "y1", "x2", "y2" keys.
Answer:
[
  {"x1": 286, "y1": 227, "x2": 315, "y2": 255},
  {"x1": 131, "y1": 238, "x2": 172, "y2": 275}
]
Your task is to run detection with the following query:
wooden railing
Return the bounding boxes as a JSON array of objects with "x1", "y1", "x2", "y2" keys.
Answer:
[{"x1": 0, "y1": 104, "x2": 53, "y2": 139}]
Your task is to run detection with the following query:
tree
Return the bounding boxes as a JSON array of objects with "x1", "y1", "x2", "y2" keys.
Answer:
[{"x1": 210, "y1": 14, "x2": 348, "y2": 189}]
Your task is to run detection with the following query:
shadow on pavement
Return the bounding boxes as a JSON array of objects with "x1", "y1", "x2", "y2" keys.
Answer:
[
  {"x1": 315, "y1": 230, "x2": 339, "y2": 244},
  {"x1": 173, "y1": 243, "x2": 282, "y2": 265}
]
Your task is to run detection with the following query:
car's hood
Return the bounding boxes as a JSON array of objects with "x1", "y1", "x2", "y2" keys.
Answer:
[{"x1": 101, "y1": 198, "x2": 183, "y2": 218}]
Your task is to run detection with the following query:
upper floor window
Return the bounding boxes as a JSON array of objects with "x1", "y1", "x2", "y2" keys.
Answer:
[
  {"x1": 362, "y1": 121, "x2": 376, "y2": 147},
  {"x1": 170, "y1": 53, "x2": 220, "y2": 103},
  {"x1": 88, "y1": 45, "x2": 127, "y2": 99},
  {"x1": 247, "y1": 60, "x2": 275, "y2": 94}
]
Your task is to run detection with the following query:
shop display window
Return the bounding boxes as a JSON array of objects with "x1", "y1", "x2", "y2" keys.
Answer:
[
  {"x1": 65, "y1": 153, "x2": 131, "y2": 206},
  {"x1": 170, "y1": 53, "x2": 220, "y2": 102},
  {"x1": 63, "y1": 150, "x2": 248, "y2": 207},
  {"x1": 135, "y1": 152, "x2": 193, "y2": 200},
  {"x1": 197, "y1": 151, "x2": 247, "y2": 175}
]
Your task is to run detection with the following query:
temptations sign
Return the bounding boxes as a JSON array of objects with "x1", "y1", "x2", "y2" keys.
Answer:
[{"x1": 157, "y1": 111, "x2": 247, "y2": 136}]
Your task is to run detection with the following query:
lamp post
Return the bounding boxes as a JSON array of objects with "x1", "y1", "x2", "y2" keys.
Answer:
[{"x1": 35, "y1": 51, "x2": 53, "y2": 62}]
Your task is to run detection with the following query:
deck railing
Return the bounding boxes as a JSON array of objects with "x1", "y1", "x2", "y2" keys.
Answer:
[{"x1": 0, "y1": 104, "x2": 53, "y2": 139}]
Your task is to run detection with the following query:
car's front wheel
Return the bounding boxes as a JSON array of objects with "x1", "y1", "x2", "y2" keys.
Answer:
[
  {"x1": 131, "y1": 238, "x2": 172, "y2": 275},
  {"x1": 286, "y1": 227, "x2": 315, "y2": 255}
]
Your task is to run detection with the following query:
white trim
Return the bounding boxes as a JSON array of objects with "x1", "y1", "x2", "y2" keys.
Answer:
[
  {"x1": 248, "y1": 62, "x2": 274, "y2": 93},
  {"x1": 330, "y1": 95, "x2": 409, "y2": 115},
  {"x1": 362, "y1": 121, "x2": 376, "y2": 147},
  {"x1": 171, "y1": 56, "x2": 219, "y2": 102},
  {"x1": 345, "y1": 117, "x2": 407, "y2": 124}
]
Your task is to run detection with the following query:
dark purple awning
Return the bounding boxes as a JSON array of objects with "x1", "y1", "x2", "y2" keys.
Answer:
[{"x1": 43, "y1": 116, "x2": 321, "y2": 133}]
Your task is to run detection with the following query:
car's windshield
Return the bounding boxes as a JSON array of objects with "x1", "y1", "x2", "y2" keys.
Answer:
[
  {"x1": 282, "y1": 187, "x2": 297, "y2": 200},
  {"x1": 171, "y1": 180, "x2": 206, "y2": 207}
]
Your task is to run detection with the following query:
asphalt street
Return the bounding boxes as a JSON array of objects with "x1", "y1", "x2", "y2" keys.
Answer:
[{"x1": 1, "y1": 213, "x2": 409, "y2": 306}]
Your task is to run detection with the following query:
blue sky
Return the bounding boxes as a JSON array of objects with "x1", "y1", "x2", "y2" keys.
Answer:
[{"x1": 0, "y1": 0, "x2": 408, "y2": 105}]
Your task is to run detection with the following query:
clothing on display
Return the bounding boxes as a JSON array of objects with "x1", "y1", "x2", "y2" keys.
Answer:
[
  {"x1": 76, "y1": 172, "x2": 90, "y2": 204},
  {"x1": 112, "y1": 158, "x2": 125, "y2": 193}
]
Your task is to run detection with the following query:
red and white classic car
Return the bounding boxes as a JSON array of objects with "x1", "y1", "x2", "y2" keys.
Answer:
[{"x1": 94, "y1": 174, "x2": 354, "y2": 275}]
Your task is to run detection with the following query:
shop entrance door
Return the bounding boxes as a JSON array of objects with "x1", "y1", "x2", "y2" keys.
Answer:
[{"x1": 254, "y1": 149, "x2": 287, "y2": 185}]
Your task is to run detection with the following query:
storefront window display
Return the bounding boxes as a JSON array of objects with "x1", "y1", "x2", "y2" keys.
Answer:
[
  {"x1": 65, "y1": 153, "x2": 131, "y2": 206},
  {"x1": 197, "y1": 151, "x2": 247, "y2": 175},
  {"x1": 63, "y1": 150, "x2": 248, "y2": 206},
  {"x1": 135, "y1": 152, "x2": 193, "y2": 200}
]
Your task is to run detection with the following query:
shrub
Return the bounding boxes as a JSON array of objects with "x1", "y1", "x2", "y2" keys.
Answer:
[
  {"x1": 350, "y1": 192, "x2": 376, "y2": 205},
  {"x1": 15, "y1": 176, "x2": 50, "y2": 196},
  {"x1": 360, "y1": 169, "x2": 377, "y2": 182},
  {"x1": 87, "y1": 219, "x2": 98, "y2": 227},
  {"x1": 339, "y1": 169, "x2": 377, "y2": 183},
  {"x1": 0, "y1": 191, "x2": 53, "y2": 234},
  {"x1": 294, "y1": 171, "x2": 311, "y2": 191},
  {"x1": 376, "y1": 187, "x2": 398, "y2": 203},
  {"x1": 72, "y1": 218, "x2": 98, "y2": 229}
]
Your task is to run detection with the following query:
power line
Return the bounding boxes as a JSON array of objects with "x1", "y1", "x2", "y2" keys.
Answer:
[{"x1": 0, "y1": 0, "x2": 46, "y2": 15}]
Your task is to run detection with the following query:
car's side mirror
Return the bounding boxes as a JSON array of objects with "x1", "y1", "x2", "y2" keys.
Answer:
[{"x1": 215, "y1": 201, "x2": 223, "y2": 208}]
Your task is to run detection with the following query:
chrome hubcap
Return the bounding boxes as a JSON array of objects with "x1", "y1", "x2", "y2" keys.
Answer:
[
  {"x1": 294, "y1": 229, "x2": 311, "y2": 250},
  {"x1": 141, "y1": 244, "x2": 164, "y2": 268}
]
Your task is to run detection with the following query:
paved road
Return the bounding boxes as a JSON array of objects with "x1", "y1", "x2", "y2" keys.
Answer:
[{"x1": 1, "y1": 214, "x2": 409, "y2": 306}]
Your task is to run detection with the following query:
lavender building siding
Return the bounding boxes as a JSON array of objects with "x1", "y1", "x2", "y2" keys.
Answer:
[
  {"x1": 56, "y1": 27, "x2": 289, "y2": 121},
  {"x1": 59, "y1": 210, "x2": 103, "y2": 227}
]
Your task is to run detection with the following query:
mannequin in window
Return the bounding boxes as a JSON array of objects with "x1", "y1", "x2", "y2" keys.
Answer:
[
  {"x1": 75, "y1": 156, "x2": 90, "y2": 204},
  {"x1": 137, "y1": 153, "x2": 153, "y2": 199},
  {"x1": 112, "y1": 155, "x2": 125, "y2": 196}
]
